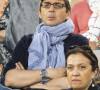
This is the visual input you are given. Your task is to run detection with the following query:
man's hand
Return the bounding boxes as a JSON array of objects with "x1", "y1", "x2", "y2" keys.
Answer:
[
  {"x1": 15, "y1": 62, "x2": 25, "y2": 70},
  {"x1": 29, "y1": 77, "x2": 70, "y2": 89},
  {"x1": 15, "y1": 63, "x2": 66, "y2": 79},
  {"x1": 46, "y1": 67, "x2": 66, "y2": 79},
  {"x1": 5, "y1": 62, "x2": 42, "y2": 88}
]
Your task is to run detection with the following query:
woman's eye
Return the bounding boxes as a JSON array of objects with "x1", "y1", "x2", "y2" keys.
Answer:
[
  {"x1": 67, "y1": 67, "x2": 73, "y2": 70},
  {"x1": 80, "y1": 66, "x2": 86, "y2": 69}
]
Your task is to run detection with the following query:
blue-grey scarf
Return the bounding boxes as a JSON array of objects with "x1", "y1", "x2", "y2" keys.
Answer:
[{"x1": 28, "y1": 19, "x2": 74, "y2": 70}]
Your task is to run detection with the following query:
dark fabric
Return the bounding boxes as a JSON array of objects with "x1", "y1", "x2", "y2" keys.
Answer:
[
  {"x1": 62, "y1": 88, "x2": 72, "y2": 90},
  {"x1": 88, "y1": 83, "x2": 100, "y2": 90},
  {"x1": 63, "y1": 84, "x2": 100, "y2": 90},
  {"x1": 4, "y1": 33, "x2": 89, "y2": 75},
  {"x1": 4, "y1": 0, "x2": 39, "y2": 51}
]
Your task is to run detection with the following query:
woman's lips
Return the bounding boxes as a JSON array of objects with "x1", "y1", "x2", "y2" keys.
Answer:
[{"x1": 72, "y1": 79, "x2": 81, "y2": 83}]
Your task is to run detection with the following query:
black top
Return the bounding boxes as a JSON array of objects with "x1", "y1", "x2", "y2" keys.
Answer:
[
  {"x1": 63, "y1": 84, "x2": 100, "y2": 90},
  {"x1": 88, "y1": 84, "x2": 100, "y2": 90}
]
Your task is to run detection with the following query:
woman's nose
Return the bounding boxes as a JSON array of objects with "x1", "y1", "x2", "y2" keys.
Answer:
[{"x1": 72, "y1": 68, "x2": 80, "y2": 76}]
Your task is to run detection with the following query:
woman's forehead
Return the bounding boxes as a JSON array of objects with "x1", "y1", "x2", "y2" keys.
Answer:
[{"x1": 67, "y1": 53, "x2": 91, "y2": 65}]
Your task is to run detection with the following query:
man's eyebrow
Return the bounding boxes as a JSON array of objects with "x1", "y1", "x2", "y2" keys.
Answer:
[
  {"x1": 67, "y1": 63, "x2": 86, "y2": 66},
  {"x1": 78, "y1": 63, "x2": 86, "y2": 65},
  {"x1": 67, "y1": 64, "x2": 73, "y2": 66}
]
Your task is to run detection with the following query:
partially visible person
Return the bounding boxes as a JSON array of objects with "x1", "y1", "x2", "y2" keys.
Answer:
[
  {"x1": 66, "y1": 45, "x2": 100, "y2": 90},
  {"x1": 0, "y1": 0, "x2": 10, "y2": 83},
  {"x1": 4, "y1": 0, "x2": 89, "y2": 89},
  {"x1": 0, "y1": 0, "x2": 10, "y2": 42},
  {"x1": 0, "y1": 57, "x2": 21, "y2": 90},
  {"x1": 0, "y1": 56, "x2": 12, "y2": 90},
  {"x1": 70, "y1": 0, "x2": 100, "y2": 50}
]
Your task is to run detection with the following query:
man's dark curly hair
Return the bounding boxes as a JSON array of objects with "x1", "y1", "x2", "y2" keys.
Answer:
[{"x1": 39, "y1": 0, "x2": 71, "y2": 13}]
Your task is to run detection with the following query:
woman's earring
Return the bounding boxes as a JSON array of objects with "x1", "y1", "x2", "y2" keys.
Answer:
[
  {"x1": 68, "y1": 85, "x2": 71, "y2": 88},
  {"x1": 92, "y1": 80, "x2": 95, "y2": 87},
  {"x1": 92, "y1": 83, "x2": 95, "y2": 87}
]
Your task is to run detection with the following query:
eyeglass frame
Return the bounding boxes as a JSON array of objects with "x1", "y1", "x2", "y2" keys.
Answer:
[
  {"x1": 39, "y1": 0, "x2": 71, "y2": 13},
  {"x1": 40, "y1": 2, "x2": 66, "y2": 9}
]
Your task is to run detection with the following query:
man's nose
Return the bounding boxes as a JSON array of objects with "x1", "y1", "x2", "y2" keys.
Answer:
[{"x1": 49, "y1": 5, "x2": 55, "y2": 12}]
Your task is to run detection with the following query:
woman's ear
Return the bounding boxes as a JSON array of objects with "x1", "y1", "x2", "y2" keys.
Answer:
[
  {"x1": 0, "y1": 64, "x2": 3, "y2": 75},
  {"x1": 92, "y1": 68, "x2": 98, "y2": 79}
]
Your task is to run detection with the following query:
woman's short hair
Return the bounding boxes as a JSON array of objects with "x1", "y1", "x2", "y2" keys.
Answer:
[
  {"x1": 39, "y1": 0, "x2": 71, "y2": 12},
  {"x1": 66, "y1": 45, "x2": 99, "y2": 71}
]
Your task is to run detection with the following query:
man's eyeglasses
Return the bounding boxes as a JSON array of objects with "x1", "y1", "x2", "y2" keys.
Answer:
[{"x1": 41, "y1": 2, "x2": 66, "y2": 9}]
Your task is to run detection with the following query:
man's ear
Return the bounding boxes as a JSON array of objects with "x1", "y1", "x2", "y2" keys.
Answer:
[
  {"x1": 66, "y1": 10, "x2": 71, "y2": 19},
  {"x1": 68, "y1": 10, "x2": 71, "y2": 16},
  {"x1": 0, "y1": 64, "x2": 3, "y2": 75},
  {"x1": 38, "y1": 9, "x2": 42, "y2": 19}
]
